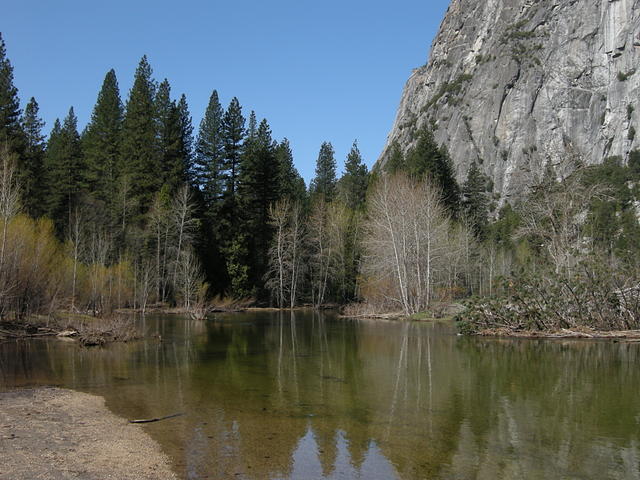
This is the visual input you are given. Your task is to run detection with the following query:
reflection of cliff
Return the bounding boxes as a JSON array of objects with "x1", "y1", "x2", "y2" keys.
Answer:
[
  {"x1": 441, "y1": 340, "x2": 640, "y2": 479},
  {"x1": 2, "y1": 313, "x2": 640, "y2": 479}
]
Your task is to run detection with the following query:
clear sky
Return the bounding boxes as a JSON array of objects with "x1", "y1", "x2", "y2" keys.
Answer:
[{"x1": 3, "y1": 0, "x2": 450, "y2": 184}]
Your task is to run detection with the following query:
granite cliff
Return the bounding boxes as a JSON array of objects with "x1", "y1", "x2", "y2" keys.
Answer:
[{"x1": 379, "y1": 0, "x2": 640, "y2": 202}]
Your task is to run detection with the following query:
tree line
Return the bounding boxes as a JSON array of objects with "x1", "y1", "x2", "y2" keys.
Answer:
[
  {"x1": 0, "y1": 33, "x2": 371, "y2": 316},
  {"x1": 4, "y1": 30, "x2": 637, "y2": 329},
  {"x1": 0, "y1": 29, "x2": 508, "y2": 317},
  {"x1": 2, "y1": 29, "x2": 475, "y2": 316}
]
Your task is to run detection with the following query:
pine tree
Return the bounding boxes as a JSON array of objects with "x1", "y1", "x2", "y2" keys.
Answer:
[
  {"x1": 120, "y1": 55, "x2": 158, "y2": 217},
  {"x1": 406, "y1": 128, "x2": 438, "y2": 178},
  {"x1": 462, "y1": 162, "x2": 491, "y2": 237},
  {"x1": 406, "y1": 128, "x2": 461, "y2": 214},
  {"x1": 221, "y1": 97, "x2": 245, "y2": 198},
  {"x1": 194, "y1": 90, "x2": 224, "y2": 210},
  {"x1": 154, "y1": 79, "x2": 172, "y2": 179},
  {"x1": 154, "y1": 78, "x2": 173, "y2": 145},
  {"x1": 384, "y1": 141, "x2": 405, "y2": 174},
  {"x1": 246, "y1": 111, "x2": 257, "y2": 141},
  {"x1": 436, "y1": 145, "x2": 461, "y2": 214},
  {"x1": 275, "y1": 138, "x2": 306, "y2": 203},
  {"x1": 44, "y1": 119, "x2": 63, "y2": 214},
  {"x1": 176, "y1": 94, "x2": 193, "y2": 183},
  {"x1": 310, "y1": 141, "x2": 337, "y2": 201},
  {"x1": 487, "y1": 203, "x2": 520, "y2": 247},
  {"x1": 20, "y1": 97, "x2": 46, "y2": 216},
  {"x1": 239, "y1": 118, "x2": 281, "y2": 291},
  {"x1": 0, "y1": 33, "x2": 22, "y2": 151},
  {"x1": 45, "y1": 108, "x2": 84, "y2": 232},
  {"x1": 338, "y1": 140, "x2": 368, "y2": 210},
  {"x1": 218, "y1": 97, "x2": 246, "y2": 289},
  {"x1": 82, "y1": 69, "x2": 123, "y2": 215},
  {"x1": 335, "y1": 141, "x2": 369, "y2": 303},
  {"x1": 226, "y1": 233, "x2": 252, "y2": 298},
  {"x1": 154, "y1": 79, "x2": 187, "y2": 193},
  {"x1": 193, "y1": 92, "x2": 226, "y2": 295}
]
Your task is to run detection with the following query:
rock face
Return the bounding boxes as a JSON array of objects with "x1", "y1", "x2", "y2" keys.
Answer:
[{"x1": 379, "y1": 0, "x2": 640, "y2": 203}]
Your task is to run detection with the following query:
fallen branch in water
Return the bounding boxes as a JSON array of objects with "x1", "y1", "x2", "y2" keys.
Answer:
[
  {"x1": 339, "y1": 312, "x2": 404, "y2": 320},
  {"x1": 475, "y1": 327, "x2": 640, "y2": 340},
  {"x1": 0, "y1": 325, "x2": 59, "y2": 338},
  {"x1": 77, "y1": 316, "x2": 140, "y2": 347},
  {"x1": 128, "y1": 412, "x2": 184, "y2": 424}
]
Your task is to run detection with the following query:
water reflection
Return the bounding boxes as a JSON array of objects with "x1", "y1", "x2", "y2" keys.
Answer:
[{"x1": 1, "y1": 312, "x2": 640, "y2": 479}]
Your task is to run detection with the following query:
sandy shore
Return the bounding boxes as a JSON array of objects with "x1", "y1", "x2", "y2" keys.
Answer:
[{"x1": 0, "y1": 387, "x2": 177, "y2": 479}]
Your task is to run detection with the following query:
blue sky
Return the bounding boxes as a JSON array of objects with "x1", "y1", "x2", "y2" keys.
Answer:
[{"x1": 3, "y1": 0, "x2": 450, "y2": 183}]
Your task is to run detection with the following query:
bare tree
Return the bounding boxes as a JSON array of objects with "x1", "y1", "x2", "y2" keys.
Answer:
[
  {"x1": 307, "y1": 198, "x2": 344, "y2": 308},
  {"x1": 266, "y1": 199, "x2": 307, "y2": 308},
  {"x1": 267, "y1": 198, "x2": 290, "y2": 308},
  {"x1": 0, "y1": 145, "x2": 20, "y2": 315},
  {"x1": 171, "y1": 185, "x2": 198, "y2": 295},
  {"x1": 326, "y1": 201, "x2": 351, "y2": 302},
  {"x1": 68, "y1": 205, "x2": 83, "y2": 312},
  {"x1": 442, "y1": 219, "x2": 475, "y2": 298},
  {"x1": 0, "y1": 144, "x2": 20, "y2": 273},
  {"x1": 362, "y1": 173, "x2": 453, "y2": 315},
  {"x1": 176, "y1": 247, "x2": 204, "y2": 310},
  {"x1": 136, "y1": 258, "x2": 155, "y2": 316},
  {"x1": 117, "y1": 174, "x2": 133, "y2": 235},
  {"x1": 88, "y1": 228, "x2": 110, "y2": 315},
  {"x1": 148, "y1": 192, "x2": 172, "y2": 303},
  {"x1": 517, "y1": 168, "x2": 605, "y2": 275},
  {"x1": 287, "y1": 201, "x2": 305, "y2": 308}
]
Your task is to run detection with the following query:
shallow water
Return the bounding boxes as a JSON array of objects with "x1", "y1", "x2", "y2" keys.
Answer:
[{"x1": 1, "y1": 311, "x2": 640, "y2": 479}]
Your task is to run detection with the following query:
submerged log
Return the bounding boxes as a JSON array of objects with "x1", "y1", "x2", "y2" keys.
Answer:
[{"x1": 129, "y1": 412, "x2": 184, "y2": 424}]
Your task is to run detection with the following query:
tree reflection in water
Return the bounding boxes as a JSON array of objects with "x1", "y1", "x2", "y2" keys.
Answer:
[{"x1": 1, "y1": 311, "x2": 640, "y2": 479}]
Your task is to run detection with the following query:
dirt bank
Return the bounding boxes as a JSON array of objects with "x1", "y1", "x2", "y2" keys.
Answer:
[
  {"x1": 0, "y1": 387, "x2": 177, "y2": 479},
  {"x1": 0, "y1": 315, "x2": 140, "y2": 346}
]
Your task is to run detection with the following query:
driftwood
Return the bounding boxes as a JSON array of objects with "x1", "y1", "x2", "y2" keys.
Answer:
[
  {"x1": 477, "y1": 327, "x2": 640, "y2": 340},
  {"x1": 57, "y1": 330, "x2": 78, "y2": 337},
  {"x1": 0, "y1": 328, "x2": 58, "y2": 338},
  {"x1": 128, "y1": 412, "x2": 184, "y2": 424},
  {"x1": 339, "y1": 313, "x2": 404, "y2": 320}
]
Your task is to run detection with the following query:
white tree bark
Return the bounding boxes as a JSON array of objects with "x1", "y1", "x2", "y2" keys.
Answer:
[{"x1": 363, "y1": 173, "x2": 462, "y2": 314}]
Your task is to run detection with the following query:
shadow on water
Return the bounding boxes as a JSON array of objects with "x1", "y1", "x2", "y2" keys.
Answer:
[{"x1": 1, "y1": 311, "x2": 640, "y2": 479}]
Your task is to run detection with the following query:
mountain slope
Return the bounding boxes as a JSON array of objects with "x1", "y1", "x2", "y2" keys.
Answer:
[{"x1": 379, "y1": 0, "x2": 640, "y2": 202}]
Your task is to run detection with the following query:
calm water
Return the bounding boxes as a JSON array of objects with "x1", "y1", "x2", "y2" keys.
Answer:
[{"x1": 1, "y1": 311, "x2": 640, "y2": 479}]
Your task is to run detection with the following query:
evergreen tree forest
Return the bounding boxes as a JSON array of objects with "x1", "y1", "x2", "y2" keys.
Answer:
[{"x1": 0, "y1": 33, "x2": 370, "y2": 317}]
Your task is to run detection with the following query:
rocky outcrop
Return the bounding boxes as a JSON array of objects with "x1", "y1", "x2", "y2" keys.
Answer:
[{"x1": 379, "y1": 0, "x2": 640, "y2": 203}]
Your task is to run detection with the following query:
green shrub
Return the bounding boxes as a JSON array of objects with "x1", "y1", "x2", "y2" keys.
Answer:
[{"x1": 618, "y1": 69, "x2": 636, "y2": 81}]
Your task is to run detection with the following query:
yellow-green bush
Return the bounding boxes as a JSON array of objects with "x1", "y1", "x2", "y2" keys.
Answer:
[{"x1": 0, "y1": 215, "x2": 135, "y2": 319}]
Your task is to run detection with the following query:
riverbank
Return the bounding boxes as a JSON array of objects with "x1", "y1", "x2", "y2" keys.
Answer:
[
  {"x1": 126, "y1": 303, "x2": 338, "y2": 315},
  {"x1": 0, "y1": 387, "x2": 177, "y2": 479},
  {"x1": 472, "y1": 327, "x2": 640, "y2": 341},
  {"x1": 340, "y1": 302, "x2": 465, "y2": 322},
  {"x1": 0, "y1": 314, "x2": 139, "y2": 346}
]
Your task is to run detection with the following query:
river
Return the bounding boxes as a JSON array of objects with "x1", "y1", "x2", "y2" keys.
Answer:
[{"x1": 1, "y1": 311, "x2": 639, "y2": 479}]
